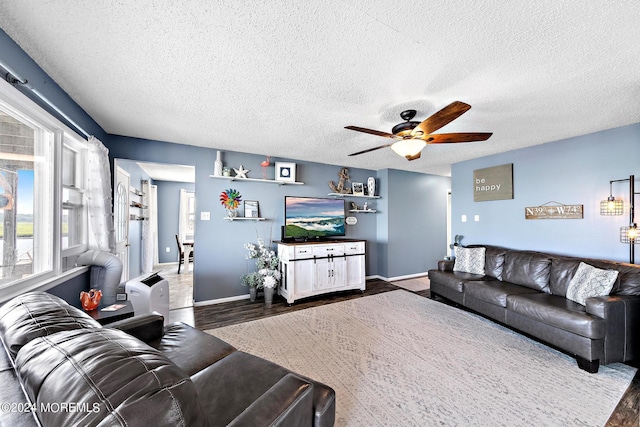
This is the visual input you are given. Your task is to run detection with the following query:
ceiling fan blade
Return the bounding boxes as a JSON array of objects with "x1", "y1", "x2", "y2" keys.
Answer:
[
  {"x1": 411, "y1": 101, "x2": 472, "y2": 136},
  {"x1": 425, "y1": 132, "x2": 493, "y2": 143},
  {"x1": 345, "y1": 126, "x2": 400, "y2": 139},
  {"x1": 348, "y1": 143, "x2": 394, "y2": 156},
  {"x1": 405, "y1": 151, "x2": 421, "y2": 161}
]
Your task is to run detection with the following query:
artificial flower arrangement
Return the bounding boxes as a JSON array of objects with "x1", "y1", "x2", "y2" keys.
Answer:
[{"x1": 242, "y1": 238, "x2": 281, "y2": 289}]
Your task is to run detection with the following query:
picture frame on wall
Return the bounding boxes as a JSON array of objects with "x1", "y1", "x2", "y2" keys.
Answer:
[
  {"x1": 352, "y1": 182, "x2": 364, "y2": 196},
  {"x1": 275, "y1": 162, "x2": 296, "y2": 182},
  {"x1": 244, "y1": 200, "x2": 259, "y2": 218}
]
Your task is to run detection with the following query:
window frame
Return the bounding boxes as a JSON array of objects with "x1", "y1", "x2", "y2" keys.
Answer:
[
  {"x1": 0, "y1": 78, "x2": 89, "y2": 300},
  {"x1": 61, "y1": 138, "x2": 88, "y2": 258}
]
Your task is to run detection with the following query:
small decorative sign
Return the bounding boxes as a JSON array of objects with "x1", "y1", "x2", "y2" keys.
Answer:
[
  {"x1": 473, "y1": 164, "x2": 514, "y2": 202},
  {"x1": 525, "y1": 202, "x2": 583, "y2": 220}
]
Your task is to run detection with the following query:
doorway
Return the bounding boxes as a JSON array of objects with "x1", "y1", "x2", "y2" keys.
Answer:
[{"x1": 114, "y1": 159, "x2": 195, "y2": 310}]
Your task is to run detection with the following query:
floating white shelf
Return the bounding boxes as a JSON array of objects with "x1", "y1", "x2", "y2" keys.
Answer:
[
  {"x1": 223, "y1": 217, "x2": 267, "y2": 222},
  {"x1": 328, "y1": 192, "x2": 380, "y2": 199},
  {"x1": 348, "y1": 209, "x2": 377, "y2": 213},
  {"x1": 210, "y1": 175, "x2": 303, "y2": 185}
]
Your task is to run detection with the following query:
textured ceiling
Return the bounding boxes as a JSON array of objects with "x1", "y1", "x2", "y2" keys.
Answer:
[{"x1": 1, "y1": 1, "x2": 639, "y2": 176}]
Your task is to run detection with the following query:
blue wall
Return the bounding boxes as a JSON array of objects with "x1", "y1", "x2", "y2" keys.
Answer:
[
  {"x1": 376, "y1": 169, "x2": 450, "y2": 278},
  {"x1": 156, "y1": 181, "x2": 195, "y2": 263},
  {"x1": 451, "y1": 123, "x2": 640, "y2": 262}
]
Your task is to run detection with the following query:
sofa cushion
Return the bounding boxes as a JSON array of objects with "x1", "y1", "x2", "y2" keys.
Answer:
[
  {"x1": 484, "y1": 246, "x2": 507, "y2": 280},
  {"x1": 600, "y1": 261, "x2": 640, "y2": 296},
  {"x1": 507, "y1": 293, "x2": 605, "y2": 339},
  {"x1": 502, "y1": 251, "x2": 552, "y2": 292},
  {"x1": 0, "y1": 291, "x2": 100, "y2": 358},
  {"x1": 151, "y1": 322, "x2": 237, "y2": 376},
  {"x1": 549, "y1": 256, "x2": 582, "y2": 296},
  {"x1": 16, "y1": 328, "x2": 205, "y2": 427},
  {"x1": 454, "y1": 246, "x2": 486, "y2": 275},
  {"x1": 464, "y1": 280, "x2": 541, "y2": 307},
  {"x1": 549, "y1": 255, "x2": 640, "y2": 296},
  {"x1": 566, "y1": 262, "x2": 618, "y2": 305}
]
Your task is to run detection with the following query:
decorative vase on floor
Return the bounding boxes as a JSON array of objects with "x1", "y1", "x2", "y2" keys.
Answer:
[
  {"x1": 264, "y1": 287, "x2": 274, "y2": 307},
  {"x1": 249, "y1": 287, "x2": 257, "y2": 302},
  {"x1": 214, "y1": 151, "x2": 223, "y2": 176}
]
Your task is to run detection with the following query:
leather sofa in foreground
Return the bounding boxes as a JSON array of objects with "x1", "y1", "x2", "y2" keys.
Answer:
[
  {"x1": 428, "y1": 245, "x2": 640, "y2": 373},
  {"x1": 0, "y1": 292, "x2": 335, "y2": 426}
]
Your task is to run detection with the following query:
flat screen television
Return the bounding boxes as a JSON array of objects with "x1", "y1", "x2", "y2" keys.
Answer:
[{"x1": 284, "y1": 196, "x2": 345, "y2": 240}]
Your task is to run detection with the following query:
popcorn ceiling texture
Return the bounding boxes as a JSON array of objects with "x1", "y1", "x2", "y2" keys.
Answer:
[{"x1": 1, "y1": 1, "x2": 639, "y2": 176}]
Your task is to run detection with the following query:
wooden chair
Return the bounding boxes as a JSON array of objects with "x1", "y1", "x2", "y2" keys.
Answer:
[{"x1": 175, "y1": 234, "x2": 194, "y2": 274}]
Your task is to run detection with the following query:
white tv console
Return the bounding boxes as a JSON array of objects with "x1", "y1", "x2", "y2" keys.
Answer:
[{"x1": 277, "y1": 240, "x2": 366, "y2": 304}]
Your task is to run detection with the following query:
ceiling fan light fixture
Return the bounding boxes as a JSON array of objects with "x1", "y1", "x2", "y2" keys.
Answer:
[
  {"x1": 391, "y1": 139, "x2": 426, "y2": 159},
  {"x1": 391, "y1": 121, "x2": 421, "y2": 136}
]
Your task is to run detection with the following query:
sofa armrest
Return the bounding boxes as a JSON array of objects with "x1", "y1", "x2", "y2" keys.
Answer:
[
  {"x1": 585, "y1": 295, "x2": 625, "y2": 319},
  {"x1": 106, "y1": 313, "x2": 164, "y2": 343},
  {"x1": 227, "y1": 373, "x2": 313, "y2": 427},
  {"x1": 586, "y1": 295, "x2": 640, "y2": 362}
]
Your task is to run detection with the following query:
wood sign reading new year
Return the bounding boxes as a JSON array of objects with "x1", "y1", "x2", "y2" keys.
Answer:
[
  {"x1": 473, "y1": 163, "x2": 514, "y2": 202},
  {"x1": 525, "y1": 203, "x2": 583, "y2": 220}
]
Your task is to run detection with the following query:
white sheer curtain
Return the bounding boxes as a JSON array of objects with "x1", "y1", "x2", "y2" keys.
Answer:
[
  {"x1": 86, "y1": 136, "x2": 115, "y2": 252},
  {"x1": 141, "y1": 180, "x2": 156, "y2": 273}
]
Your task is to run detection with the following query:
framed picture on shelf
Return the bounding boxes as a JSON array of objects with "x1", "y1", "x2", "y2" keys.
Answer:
[
  {"x1": 275, "y1": 162, "x2": 296, "y2": 182},
  {"x1": 352, "y1": 182, "x2": 364, "y2": 196},
  {"x1": 244, "y1": 201, "x2": 259, "y2": 218}
]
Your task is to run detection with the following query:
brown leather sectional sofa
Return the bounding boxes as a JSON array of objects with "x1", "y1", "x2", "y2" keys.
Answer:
[
  {"x1": 428, "y1": 245, "x2": 640, "y2": 372},
  {"x1": 0, "y1": 291, "x2": 335, "y2": 426}
]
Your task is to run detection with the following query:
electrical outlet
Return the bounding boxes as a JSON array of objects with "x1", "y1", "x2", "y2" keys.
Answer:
[
  {"x1": 165, "y1": 247, "x2": 170, "y2": 253},
  {"x1": 201, "y1": 211, "x2": 211, "y2": 221},
  {"x1": 474, "y1": 215, "x2": 480, "y2": 222}
]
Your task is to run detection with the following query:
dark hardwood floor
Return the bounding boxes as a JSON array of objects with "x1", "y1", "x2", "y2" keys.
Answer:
[{"x1": 170, "y1": 279, "x2": 639, "y2": 427}]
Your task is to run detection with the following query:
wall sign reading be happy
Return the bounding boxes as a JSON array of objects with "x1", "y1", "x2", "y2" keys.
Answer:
[{"x1": 473, "y1": 163, "x2": 514, "y2": 202}]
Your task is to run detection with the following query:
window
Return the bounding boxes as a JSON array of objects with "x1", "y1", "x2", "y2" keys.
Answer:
[
  {"x1": 0, "y1": 78, "x2": 88, "y2": 295},
  {"x1": 62, "y1": 143, "x2": 87, "y2": 253}
]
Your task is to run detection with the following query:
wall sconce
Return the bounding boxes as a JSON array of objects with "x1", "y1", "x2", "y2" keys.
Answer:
[
  {"x1": 602, "y1": 175, "x2": 639, "y2": 263},
  {"x1": 599, "y1": 190, "x2": 624, "y2": 215}
]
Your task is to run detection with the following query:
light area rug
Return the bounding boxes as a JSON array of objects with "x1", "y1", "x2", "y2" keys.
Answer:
[
  {"x1": 206, "y1": 290, "x2": 636, "y2": 426},
  {"x1": 392, "y1": 276, "x2": 430, "y2": 292}
]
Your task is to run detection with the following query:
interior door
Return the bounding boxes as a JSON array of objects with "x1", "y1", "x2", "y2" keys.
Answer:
[{"x1": 114, "y1": 165, "x2": 130, "y2": 281}]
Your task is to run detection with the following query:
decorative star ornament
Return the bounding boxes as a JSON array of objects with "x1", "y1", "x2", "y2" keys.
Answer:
[{"x1": 233, "y1": 165, "x2": 249, "y2": 179}]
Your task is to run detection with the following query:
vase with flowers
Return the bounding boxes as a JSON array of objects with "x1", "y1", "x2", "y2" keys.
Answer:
[
  {"x1": 243, "y1": 238, "x2": 280, "y2": 306},
  {"x1": 241, "y1": 271, "x2": 261, "y2": 301}
]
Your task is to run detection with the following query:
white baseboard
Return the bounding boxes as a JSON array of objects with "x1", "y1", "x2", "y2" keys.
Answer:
[
  {"x1": 367, "y1": 272, "x2": 429, "y2": 282},
  {"x1": 193, "y1": 293, "x2": 250, "y2": 306}
]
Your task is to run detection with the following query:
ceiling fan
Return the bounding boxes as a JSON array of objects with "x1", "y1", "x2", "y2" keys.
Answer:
[{"x1": 345, "y1": 101, "x2": 492, "y2": 161}]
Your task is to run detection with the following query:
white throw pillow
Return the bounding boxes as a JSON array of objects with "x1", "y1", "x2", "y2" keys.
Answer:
[
  {"x1": 453, "y1": 246, "x2": 486, "y2": 275},
  {"x1": 566, "y1": 262, "x2": 618, "y2": 305}
]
